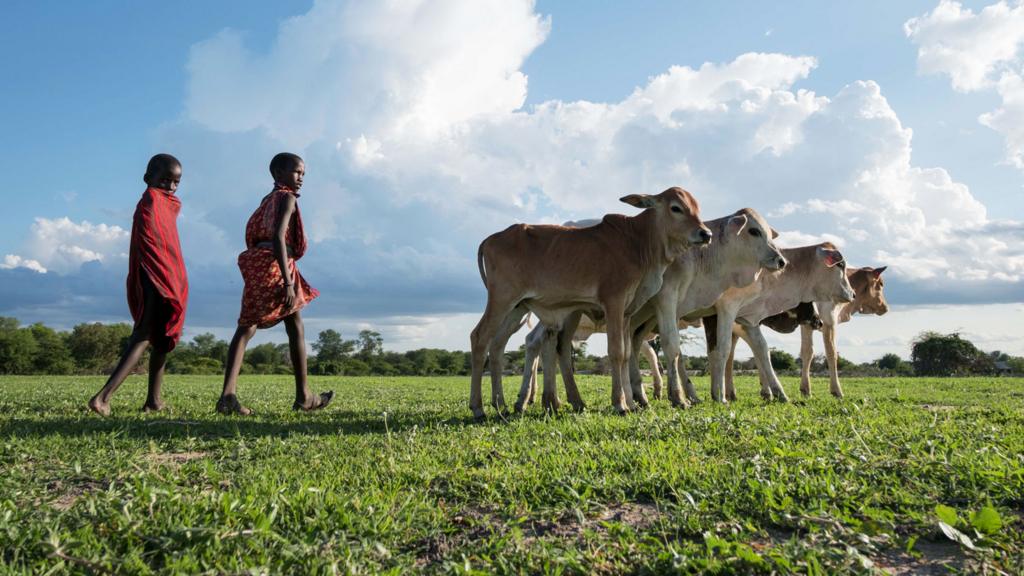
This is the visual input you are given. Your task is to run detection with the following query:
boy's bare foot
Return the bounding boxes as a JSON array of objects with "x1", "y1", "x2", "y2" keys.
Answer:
[
  {"x1": 88, "y1": 395, "x2": 111, "y2": 416},
  {"x1": 216, "y1": 394, "x2": 253, "y2": 416},
  {"x1": 141, "y1": 401, "x2": 166, "y2": 413},
  {"x1": 293, "y1": 391, "x2": 334, "y2": 412}
]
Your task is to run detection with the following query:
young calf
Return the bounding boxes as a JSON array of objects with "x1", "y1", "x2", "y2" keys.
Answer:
[
  {"x1": 702, "y1": 243, "x2": 856, "y2": 403},
  {"x1": 800, "y1": 266, "x2": 889, "y2": 397},
  {"x1": 469, "y1": 187, "x2": 712, "y2": 419}
]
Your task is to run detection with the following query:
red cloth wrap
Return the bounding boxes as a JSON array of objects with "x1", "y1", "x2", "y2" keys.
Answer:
[
  {"x1": 236, "y1": 184, "x2": 319, "y2": 328},
  {"x1": 127, "y1": 187, "x2": 189, "y2": 351}
]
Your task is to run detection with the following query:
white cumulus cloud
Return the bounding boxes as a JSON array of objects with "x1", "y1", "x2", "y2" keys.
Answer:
[
  {"x1": 906, "y1": 1, "x2": 1024, "y2": 168},
  {"x1": 13, "y1": 217, "x2": 128, "y2": 274}
]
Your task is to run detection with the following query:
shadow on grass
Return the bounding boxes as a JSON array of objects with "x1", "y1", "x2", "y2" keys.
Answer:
[{"x1": 0, "y1": 409, "x2": 492, "y2": 440}]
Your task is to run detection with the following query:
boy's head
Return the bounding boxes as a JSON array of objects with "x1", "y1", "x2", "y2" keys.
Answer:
[
  {"x1": 270, "y1": 152, "x2": 305, "y2": 191},
  {"x1": 144, "y1": 153, "x2": 182, "y2": 193}
]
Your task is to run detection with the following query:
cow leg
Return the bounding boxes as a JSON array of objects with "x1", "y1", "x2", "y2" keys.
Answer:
[
  {"x1": 705, "y1": 313, "x2": 735, "y2": 403},
  {"x1": 679, "y1": 360, "x2": 698, "y2": 405},
  {"x1": 657, "y1": 309, "x2": 687, "y2": 407},
  {"x1": 559, "y1": 311, "x2": 586, "y2": 412},
  {"x1": 725, "y1": 331, "x2": 740, "y2": 402},
  {"x1": 539, "y1": 327, "x2": 563, "y2": 413},
  {"x1": 622, "y1": 319, "x2": 637, "y2": 412},
  {"x1": 628, "y1": 329, "x2": 650, "y2": 408},
  {"x1": 642, "y1": 340, "x2": 664, "y2": 401},
  {"x1": 470, "y1": 298, "x2": 518, "y2": 419},
  {"x1": 516, "y1": 323, "x2": 545, "y2": 413},
  {"x1": 487, "y1": 305, "x2": 527, "y2": 416},
  {"x1": 604, "y1": 302, "x2": 632, "y2": 414},
  {"x1": 822, "y1": 323, "x2": 844, "y2": 398},
  {"x1": 799, "y1": 324, "x2": 814, "y2": 397},
  {"x1": 744, "y1": 324, "x2": 789, "y2": 402}
]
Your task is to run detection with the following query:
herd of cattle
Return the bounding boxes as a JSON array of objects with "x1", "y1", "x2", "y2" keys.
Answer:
[{"x1": 469, "y1": 187, "x2": 889, "y2": 419}]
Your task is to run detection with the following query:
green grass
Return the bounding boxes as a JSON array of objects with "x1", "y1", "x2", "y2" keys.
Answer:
[{"x1": 1, "y1": 375, "x2": 1022, "y2": 574}]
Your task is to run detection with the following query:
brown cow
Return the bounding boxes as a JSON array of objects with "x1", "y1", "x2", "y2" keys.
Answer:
[
  {"x1": 469, "y1": 187, "x2": 712, "y2": 419},
  {"x1": 799, "y1": 266, "x2": 888, "y2": 397}
]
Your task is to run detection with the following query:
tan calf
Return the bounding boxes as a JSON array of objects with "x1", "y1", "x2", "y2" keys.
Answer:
[
  {"x1": 703, "y1": 243, "x2": 856, "y2": 403},
  {"x1": 799, "y1": 266, "x2": 889, "y2": 398},
  {"x1": 469, "y1": 187, "x2": 712, "y2": 419}
]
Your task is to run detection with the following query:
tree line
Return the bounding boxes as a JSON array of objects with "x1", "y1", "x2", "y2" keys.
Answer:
[{"x1": 0, "y1": 316, "x2": 1020, "y2": 377}]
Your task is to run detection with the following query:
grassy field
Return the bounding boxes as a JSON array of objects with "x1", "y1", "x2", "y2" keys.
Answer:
[{"x1": 1, "y1": 375, "x2": 1022, "y2": 574}]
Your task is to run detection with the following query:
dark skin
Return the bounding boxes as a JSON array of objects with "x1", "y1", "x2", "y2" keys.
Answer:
[
  {"x1": 88, "y1": 162, "x2": 182, "y2": 416},
  {"x1": 217, "y1": 159, "x2": 332, "y2": 415}
]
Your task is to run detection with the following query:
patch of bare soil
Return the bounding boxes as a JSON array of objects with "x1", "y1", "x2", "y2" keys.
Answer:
[
  {"x1": 145, "y1": 451, "x2": 208, "y2": 467},
  {"x1": 45, "y1": 478, "x2": 109, "y2": 511},
  {"x1": 873, "y1": 539, "x2": 966, "y2": 575},
  {"x1": 412, "y1": 502, "x2": 664, "y2": 569}
]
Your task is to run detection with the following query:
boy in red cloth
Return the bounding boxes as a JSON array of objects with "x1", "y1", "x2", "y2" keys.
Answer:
[
  {"x1": 89, "y1": 154, "x2": 189, "y2": 416},
  {"x1": 216, "y1": 153, "x2": 333, "y2": 415}
]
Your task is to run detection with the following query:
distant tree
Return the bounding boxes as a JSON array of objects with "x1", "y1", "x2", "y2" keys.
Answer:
[
  {"x1": 190, "y1": 333, "x2": 218, "y2": 356},
  {"x1": 313, "y1": 329, "x2": 355, "y2": 363},
  {"x1": 686, "y1": 355, "x2": 708, "y2": 373},
  {"x1": 0, "y1": 318, "x2": 39, "y2": 374},
  {"x1": 357, "y1": 330, "x2": 384, "y2": 358},
  {"x1": 244, "y1": 343, "x2": 289, "y2": 373},
  {"x1": 769, "y1": 349, "x2": 797, "y2": 371},
  {"x1": 877, "y1": 353, "x2": 903, "y2": 371},
  {"x1": 67, "y1": 322, "x2": 132, "y2": 372},
  {"x1": 1007, "y1": 357, "x2": 1024, "y2": 375},
  {"x1": 911, "y1": 331, "x2": 984, "y2": 376},
  {"x1": 28, "y1": 323, "x2": 73, "y2": 374}
]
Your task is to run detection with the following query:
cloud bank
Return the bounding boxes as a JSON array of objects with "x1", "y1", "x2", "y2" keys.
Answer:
[{"x1": 2, "y1": 0, "x2": 1021, "y2": 353}]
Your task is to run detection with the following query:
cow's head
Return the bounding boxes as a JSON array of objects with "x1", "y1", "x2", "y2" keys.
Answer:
[
  {"x1": 850, "y1": 266, "x2": 889, "y2": 315},
  {"x1": 723, "y1": 208, "x2": 787, "y2": 271},
  {"x1": 813, "y1": 244, "x2": 856, "y2": 304},
  {"x1": 621, "y1": 187, "x2": 712, "y2": 254}
]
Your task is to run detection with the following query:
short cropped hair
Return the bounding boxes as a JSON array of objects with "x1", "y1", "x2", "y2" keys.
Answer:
[
  {"x1": 270, "y1": 152, "x2": 303, "y2": 177},
  {"x1": 146, "y1": 153, "x2": 181, "y2": 176}
]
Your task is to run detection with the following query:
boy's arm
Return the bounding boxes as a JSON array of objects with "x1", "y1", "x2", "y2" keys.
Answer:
[{"x1": 274, "y1": 194, "x2": 298, "y2": 307}]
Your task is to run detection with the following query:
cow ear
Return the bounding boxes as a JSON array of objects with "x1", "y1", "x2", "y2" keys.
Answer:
[
  {"x1": 817, "y1": 246, "x2": 844, "y2": 267},
  {"x1": 770, "y1": 227, "x2": 780, "y2": 239},
  {"x1": 872, "y1": 266, "x2": 887, "y2": 277},
  {"x1": 726, "y1": 213, "x2": 748, "y2": 235},
  {"x1": 620, "y1": 194, "x2": 656, "y2": 208}
]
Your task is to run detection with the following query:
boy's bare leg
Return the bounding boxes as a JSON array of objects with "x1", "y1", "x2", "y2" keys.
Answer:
[
  {"x1": 285, "y1": 312, "x2": 333, "y2": 411},
  {"x1": 88, "y1": 336, "x2": 149, "y2": 416},
  {"x1": 89, "y1": 277, "x2": 162, "y2": 416},
  {"x1": 217, "y1": 324, "x2": 257, "y2": 414},
  {"x1": 143, "y1": 347, "x2": 168, "y2": 412}
]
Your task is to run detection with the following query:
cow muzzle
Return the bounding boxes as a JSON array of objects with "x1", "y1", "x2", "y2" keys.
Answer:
[
  {"x1": 837, "y1": 286, "x2": 856, "y2": 303},
  {"x1": 691, "y1": 227, "x2": 712, "y2": 245},
  {"x1": 764, "y1": 253, "x2": 787, "y2": 271}
]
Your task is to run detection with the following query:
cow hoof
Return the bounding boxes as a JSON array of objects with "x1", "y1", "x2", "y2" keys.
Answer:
[
  {"x1": 831, "y1": 391, "x2": 844, "y2": 399},
  {"x1": 513, "y1": 402, "x2": 526, "y2": 414},
  {"x1": 800, "y1": 388, "x2": 811, "y2": 397},
  {"x1": 571, "y1": 402, "x2": 586, "y2": 413}
]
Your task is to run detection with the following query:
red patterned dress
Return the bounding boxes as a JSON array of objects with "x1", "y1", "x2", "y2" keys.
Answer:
[
  {"x1": 236, "y1": 185, "x2": 319, "y2": 328},
  {"x1": 127, "y1": 187, "x2": 189, "y2": 351}
]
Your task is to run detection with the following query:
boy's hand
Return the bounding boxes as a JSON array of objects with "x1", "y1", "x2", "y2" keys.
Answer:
[{"x1": 284, "y1": 284, "x2": 297, "y2": 309}]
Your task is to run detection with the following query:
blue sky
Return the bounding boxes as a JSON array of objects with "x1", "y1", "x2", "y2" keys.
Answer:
[{"x1": 1, "y1": 0, "x2": 1022, "y2": 361}]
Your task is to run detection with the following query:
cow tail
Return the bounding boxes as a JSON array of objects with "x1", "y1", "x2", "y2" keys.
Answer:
[{"x1": 477, "y1": 242, "x2": 487, "y2": 285}]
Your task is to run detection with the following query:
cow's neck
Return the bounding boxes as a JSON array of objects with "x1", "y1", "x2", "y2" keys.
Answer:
[
  {"x1": 757, "y1": 246, "x2": 820, "y2": 315},
  {"x1": 620, "y1": 209, "x2": 675, "y2": 314}
]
